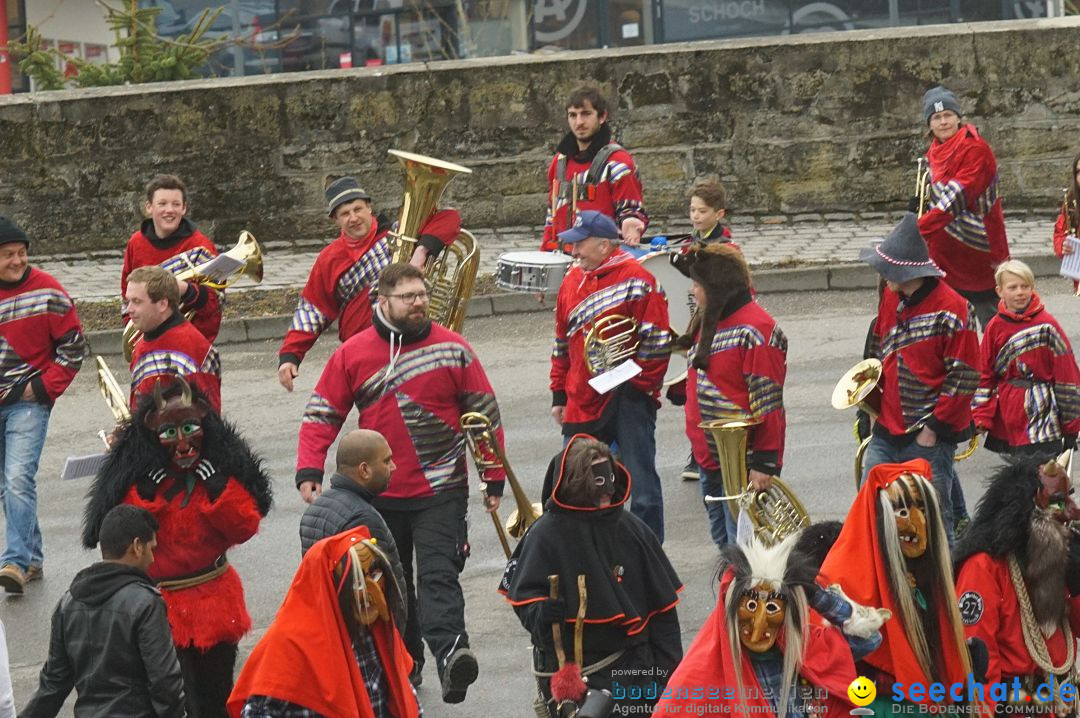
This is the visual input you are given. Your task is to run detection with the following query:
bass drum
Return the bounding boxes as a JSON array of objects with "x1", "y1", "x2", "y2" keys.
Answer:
[
  {"x1": 495, "y1": 251, "x2": 572, "y2": 294},
  {"x1": 637, "y1": 251, "x2": 694, "y2": 387}
]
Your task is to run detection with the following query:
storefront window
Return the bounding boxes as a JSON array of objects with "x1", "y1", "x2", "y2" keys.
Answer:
[{"x1": 4, "y1": 0, "x2": 28, "y2": 92}]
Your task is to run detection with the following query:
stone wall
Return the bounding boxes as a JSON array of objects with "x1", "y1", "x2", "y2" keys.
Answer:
[{"x1": 2, "y1": 17, "x2": 1080, "y2": 255}]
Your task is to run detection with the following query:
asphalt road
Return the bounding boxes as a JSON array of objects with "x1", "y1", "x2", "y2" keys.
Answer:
[{"x1": 6, "y1": 282, "x2": 1080, "y2": 716}]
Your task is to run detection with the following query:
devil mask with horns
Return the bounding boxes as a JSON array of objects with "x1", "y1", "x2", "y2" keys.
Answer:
[{"x1": 144, "y1": 375, "x2": 211, "y2": 480}]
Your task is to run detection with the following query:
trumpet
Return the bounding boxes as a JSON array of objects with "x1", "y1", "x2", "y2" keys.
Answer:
[
  {"x1": 122, "y1": 231, "x2": 264, "y2": 361},
  {"x1": 584, "y1": 314, "x2": 639, "y2": 376},
  {"x1": 699, "y1": 418, "x2": 810, "y2": 546},
  {"x1": 459, "y1": 411, "x2": 542, "y2": 558},
  {"x1": 915, "y1": 157, "x2": 931, "y2": 217}
]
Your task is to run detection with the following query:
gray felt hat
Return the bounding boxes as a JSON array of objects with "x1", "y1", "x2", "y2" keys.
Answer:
[{"x1": 859, "y1": 213, "x2": 944, "y2": 283}]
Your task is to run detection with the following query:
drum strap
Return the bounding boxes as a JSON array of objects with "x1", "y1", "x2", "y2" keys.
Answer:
[{"x1": 556, "y1": 143, "x2": 625, "y2": 201}]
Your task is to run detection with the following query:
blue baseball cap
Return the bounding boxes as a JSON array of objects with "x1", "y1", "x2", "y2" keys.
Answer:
[{"x1": 557, "y1": 210, "x2": 620, "y2": 244}]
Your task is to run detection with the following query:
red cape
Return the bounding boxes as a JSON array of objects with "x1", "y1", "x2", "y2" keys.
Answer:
[
  {"x1": 653, "y1": 569, "x2": 855, "y2": 716},
  {"x1": 819, "y1": 460, "x2": 970, "y2": 700},
  {"x1": 227, "y1": 527, "x2": 418, "y2": 718}
]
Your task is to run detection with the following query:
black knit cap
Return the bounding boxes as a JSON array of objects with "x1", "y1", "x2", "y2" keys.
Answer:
[
  {"x1": 325, "y1": 177, "x2": 371, "y2": 217},
  {"x1": 0, "y1": 216, "x2": 29, "y2": 249}
]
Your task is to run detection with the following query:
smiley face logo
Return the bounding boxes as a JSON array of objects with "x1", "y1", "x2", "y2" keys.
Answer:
[{"x1": 848, "y1": 676, "x2": 876, "y2": 707}]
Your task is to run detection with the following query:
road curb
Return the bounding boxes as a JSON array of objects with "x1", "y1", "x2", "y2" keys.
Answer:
[{"x1": 86, "y1": 253, "x2": 1061, "y2": 353}]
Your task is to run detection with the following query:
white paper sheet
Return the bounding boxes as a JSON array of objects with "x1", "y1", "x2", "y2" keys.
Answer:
[
  {"x1": 587, "y1": 359, "x2": 643, "y2": 394},
  {"x1": 1060, "y1": 237, "x2": 1080, "y2": 280},
  {"x1": 61, "y1": 453, "x2": 109, "y2": 481}
]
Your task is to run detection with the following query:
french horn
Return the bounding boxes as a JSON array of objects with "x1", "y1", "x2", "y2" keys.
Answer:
[{"x1": 583, "y1": 314, "x2": 639, "y2": 376}]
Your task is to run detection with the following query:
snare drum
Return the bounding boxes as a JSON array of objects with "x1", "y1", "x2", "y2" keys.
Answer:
[
  {"x1": 496, "y1": 251, "x2": 572, "y2": 294},
  {"x1": 638, "y1": 251, "x2": 695, "y2": 388}
]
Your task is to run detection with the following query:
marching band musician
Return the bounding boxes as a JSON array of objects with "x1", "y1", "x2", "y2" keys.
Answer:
[
  {"x1": 1051, "y1": 152, "x2": 1080, "y2": 291},
  {"x1": 276, "y1": 177, "x2": 462, "y2": 392},
  {"x1": 294, "y1": 263, "x2": 503, "y2": 704},
  {"x1": 688, "y1": 178, "x2": 734, "y2": 247},
  {"x1": 669, "y1": 243, "x2": 787, "y2": 548},
  {"x1": 953, "y1": 459, "x2": 1080, "y2": 715},
  {"x1": 122, "y1": 175, "x2": 222, "y2": 345},
  {"x1": 550, "y1": 210, "x2": 671, "y2": 542},
  {"x1": 858, "y1": 213, "x2": 978, "y2": 544},
  {"x1": 972, "y1": 260, "x2": 1080, "y2": 458},
  {"x1": 125, "y1": 265, "x2": 222, "y2": 412},
  {"x1": 0, "y1": 217, "x2": 86, "y2": 595},
  {"x1": 540, "y1": 86, "x2": 646, "y2": 252},
  {"x1": 916, "y1": 86, "x2": 1010, "y2": 329}
]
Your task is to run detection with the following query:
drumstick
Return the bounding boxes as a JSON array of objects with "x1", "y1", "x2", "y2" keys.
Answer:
[
  {"x1": 571, "y1": 174, "x2": 578, "y2": 224},
  {"x1": 550, "y1": 179, "x2": 559, "y2": 220}
]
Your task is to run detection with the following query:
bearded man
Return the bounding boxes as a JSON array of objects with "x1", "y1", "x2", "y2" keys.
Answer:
[{"x1": 953, "y1": 457, "x2": 1080, "y2": 715}]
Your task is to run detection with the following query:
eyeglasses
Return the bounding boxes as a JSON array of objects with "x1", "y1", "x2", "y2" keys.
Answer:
[{"x1": 385, "y1": 291, "x2": 429, "y2": 304}]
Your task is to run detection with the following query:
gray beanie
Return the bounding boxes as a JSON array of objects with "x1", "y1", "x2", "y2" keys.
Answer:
[
  {"x1": 0, "y1": 216, "x2": 29, "y2": 249},
  {"x1": 922, "y1": 86, "x2": 962, "y2": 125}
]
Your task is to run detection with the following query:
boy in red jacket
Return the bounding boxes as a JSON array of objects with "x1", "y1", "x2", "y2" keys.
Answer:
[
  {"x1": 0, "y1": 216, "x2": 86, "y2": 594},
  {"x1": 122, "y1": 174, "x2": 222, "y2": 345}
]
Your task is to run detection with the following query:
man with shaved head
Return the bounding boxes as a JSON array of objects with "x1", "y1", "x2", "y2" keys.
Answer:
[{"x1": 300, "y1": 429, "x2": 406, "y2": 629}]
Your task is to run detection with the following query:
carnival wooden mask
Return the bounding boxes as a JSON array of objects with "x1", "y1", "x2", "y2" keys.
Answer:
[
  {"x1": 736, "y1": 581, "x2": 786, "y2": 653},
  {"x1": 143, "y1": 378, "x2": 209, "y2": 475},
  {"x1": 346, "y1": 542, "x2": 390, "y2": 627},
  {"x1": 886, "y1": 473, "x2": 928, "y2": 559}
]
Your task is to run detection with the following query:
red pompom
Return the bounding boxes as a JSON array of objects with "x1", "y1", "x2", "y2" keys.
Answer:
[{"x1": 550, "y1": 663, "x2": 587, "y2": 703}]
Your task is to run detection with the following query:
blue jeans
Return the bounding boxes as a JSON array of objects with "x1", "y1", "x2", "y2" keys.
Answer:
[
  {"x1": 0, "y1": 401, "x2": 51, "y2": 570},
  {"x1": 861, "y1": 435, "x2": 957, "y2": 546},
  {"x1": 592, "y1": 389, "x2": 665, "y2": 542},
  {"x1": 698, "y1": 465, "x2": 737, "y2": 548}
]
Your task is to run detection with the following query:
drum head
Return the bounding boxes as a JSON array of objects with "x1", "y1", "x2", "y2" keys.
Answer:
[
  {"x1": 637, "y1": 252, "x2": 695, "y2": 335},
  {"x1": 497, "y1": 251, "x2": 572, "y2": 267}
]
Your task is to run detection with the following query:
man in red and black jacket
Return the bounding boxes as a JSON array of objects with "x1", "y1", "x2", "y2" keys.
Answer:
[
  {"x1": 277, "y1": 177, "x2": 461, "y2": 392},
  {"x1": 541, "y1": 86, "x2": 646, "y2": 252},
  {"x1": 551, "y1": 211, "x2": 672, "y2": 542},
  {"x1": 0, "y1": 216, "x2": 86, "y2": 594},
  {"x1": 859, "y1": 212, "x2": 979, "y2": 545},
  {"x1": 672, "y1": 243, "x2": 787, "y2": 549},
  {"x1": 122, "y1": 174, "x2": 222, "y2": 344},
  {"x1": 126, "y1": 265, "x2": 221, "y2": 413},
  {"x1": 295, "y1": 262, "x2": 502, "y2": 705},
  {"x1": 917, "y1": 86, "x2": 1011, "y2": 329}
]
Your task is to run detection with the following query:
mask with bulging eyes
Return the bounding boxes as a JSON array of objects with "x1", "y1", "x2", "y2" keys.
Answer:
[
  {"x1": 1037, "y1": 460, "x2": 1080, "y2": 523},
  {"x1": 144, "y1": 397, "x2": 208, "y2": 476},
  {"x1": 339, "y1": 541, "x2": 390, "y2": 627},
  {"x1": 885, "y1": 473, "x2": 928, "y2": 559},
  {"x1": 737, "y1": 581, "x2": 787, "y2": 653}
]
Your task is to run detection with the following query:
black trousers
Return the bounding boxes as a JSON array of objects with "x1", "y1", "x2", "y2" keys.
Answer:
[
  {"x1": 176, "y1": 641, "x2": 238, "y2": 718},
  {"x1": 377, "y1": 490, "x2": 470, "y2": 673}
]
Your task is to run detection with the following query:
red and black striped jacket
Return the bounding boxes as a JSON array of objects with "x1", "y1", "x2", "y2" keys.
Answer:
[
  {"x1": 869, "y1": 278, "x2": 979, "y2": 443},
  {"x1": 0, "y1": 267, "x2": 85, "y2": 406}
]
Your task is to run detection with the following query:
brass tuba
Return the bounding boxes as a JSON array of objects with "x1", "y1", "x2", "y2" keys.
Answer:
[
  {"x1": 122, "y1": 231, "x2": 264, "y2": 361},
  {"x1": 459, "y1": 411, "x2": 542, "y2": 558},
  {"x1": 699, "y1": 418, "x2": 810, "y2": 546},
  {"x1": 387, "y1": 150, "x2": 479, "y2": 333}
]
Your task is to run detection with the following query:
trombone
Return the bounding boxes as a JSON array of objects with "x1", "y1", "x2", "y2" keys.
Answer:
[
  {"x1": 122, "y1": 231, "x2": 264, "y2": 361},
  {"x1": 459, "y1": 412, "x2": 542, "y2": 558},
  {"x1": 95, "y1": 355, "x2": 130, "y2": 448}
]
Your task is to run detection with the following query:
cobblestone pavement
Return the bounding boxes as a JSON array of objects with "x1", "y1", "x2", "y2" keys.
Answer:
[{"x1": 39, "y1": 215, "x2": 1058, "y2": 302}]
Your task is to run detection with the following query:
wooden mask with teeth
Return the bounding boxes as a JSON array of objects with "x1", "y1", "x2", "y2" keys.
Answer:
[{"x1": 885, "y1": 473, "x2": 927, "y2": 559}]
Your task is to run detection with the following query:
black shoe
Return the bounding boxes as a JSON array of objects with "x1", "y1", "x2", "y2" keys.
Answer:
[
  {"x1": 681, "y1": 456, "x2": 699, "y2": 481},
  {"x1": 410, "y1": 663, "x2": 423, "y2": 688},
  {"x1": 440, "y1": 647, "x2": 478, "y2": 704}
]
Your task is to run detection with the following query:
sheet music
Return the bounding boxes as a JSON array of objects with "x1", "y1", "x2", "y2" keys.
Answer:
[
  {"x1": 1061, "y1": 237, "x2": 1080, "y2": 280},
  {"x1": 61, "y1": 453, "x2": 109, "y2": 481},
  {"x1": 191, "y1": 253, "x2": 245, "y2": 283},
  {"x1": 587, "y1": 359, "x2": 643, "y2": 395}
]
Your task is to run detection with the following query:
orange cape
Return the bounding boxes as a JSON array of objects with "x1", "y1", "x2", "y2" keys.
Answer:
[
  {"x1": 227, "y1": 526, "x2": 418, "y2": 718},
  {"x1": 819, "y1": 460, "x2": 969, "y2": 701}
]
